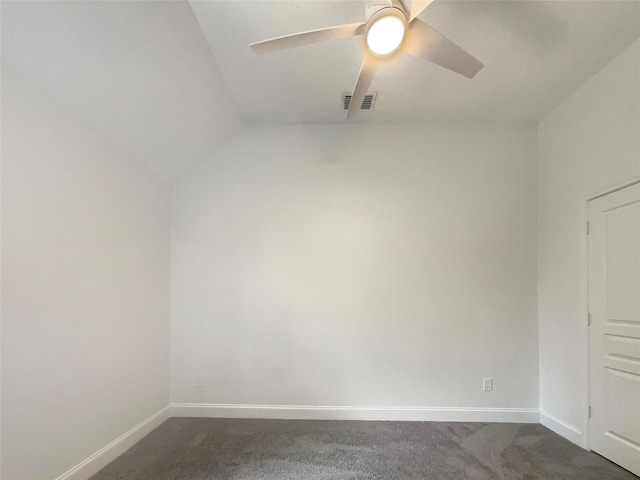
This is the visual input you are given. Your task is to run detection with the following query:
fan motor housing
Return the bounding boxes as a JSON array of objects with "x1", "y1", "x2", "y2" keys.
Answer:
[
  {"x1": 364, "y1": 4, "x2": 408, "y2": 57},
  {"x1": 365, "y1": 0, "x2": 406, "y2": 22}
]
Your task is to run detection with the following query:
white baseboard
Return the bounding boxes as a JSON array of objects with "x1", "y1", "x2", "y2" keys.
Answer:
[
  {"x1": 55, "y1": 405, "x2": 171, "y2": 480},
  {"x1": 539, "y1": 410, "x2": 584, "y2": 448},
  {"x1": 171, "y1": 403, "x2": 540, "y2": 423}
]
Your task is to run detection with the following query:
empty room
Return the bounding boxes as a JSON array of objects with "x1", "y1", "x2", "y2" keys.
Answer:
[{"x1": 1, "y1": 0, "x2": 639, "y2": 479}]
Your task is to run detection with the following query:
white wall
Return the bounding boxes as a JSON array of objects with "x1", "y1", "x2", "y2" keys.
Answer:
[
  {"x1": 171, "y1": 124, "x2": 539, "y2": 415},
  {"x1": 537, "y1": 38, "x2": 640, "y2": 444},
  {"x1": 1, "y1": 69, "x2": 171, "y2": 479}
]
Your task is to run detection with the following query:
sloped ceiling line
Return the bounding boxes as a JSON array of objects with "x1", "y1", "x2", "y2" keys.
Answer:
[
  {"x1": 2, "y1": 0, "x2": 639, "y2": 182},
  {"x1": 1, "y1": 0, "x2": 242, "y2": 183}
]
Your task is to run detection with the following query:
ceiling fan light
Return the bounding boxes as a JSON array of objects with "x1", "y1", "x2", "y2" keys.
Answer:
[{"x1": 366, "y1": 15, "x2": 406, "y2": 56}]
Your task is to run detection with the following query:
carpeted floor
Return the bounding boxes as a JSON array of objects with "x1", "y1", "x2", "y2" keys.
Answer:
[{"x1": 90, "y1": 418, "x2": 638, "y2": 480}]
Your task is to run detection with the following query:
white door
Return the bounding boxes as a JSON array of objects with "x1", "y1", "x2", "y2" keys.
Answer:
[{"x1": 588, "y1": 181, "x2": 640, "y2": 476}]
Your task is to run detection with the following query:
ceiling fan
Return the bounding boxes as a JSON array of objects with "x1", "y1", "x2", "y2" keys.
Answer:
[{"x1": 250, "y1": 0, "x2": 483, "y2": 119}]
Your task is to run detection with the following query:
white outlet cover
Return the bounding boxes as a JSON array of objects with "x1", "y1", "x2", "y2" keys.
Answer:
[{"x1": 483, "y1": 377, "x2": 493, "y2": 391}]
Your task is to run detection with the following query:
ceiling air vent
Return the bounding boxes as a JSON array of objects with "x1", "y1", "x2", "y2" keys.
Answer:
[{"x1": 342, "y1": 92, "x2": 377, "y2": 111}]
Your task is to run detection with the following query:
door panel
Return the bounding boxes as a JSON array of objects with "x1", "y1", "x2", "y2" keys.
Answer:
[
  {"x1": 606, "y1": 334, "x2": 640, "y2": 361},
  {"x1": 588, "y1": 181, "x2": 640, "y2": 476},
  {"x1": 606, "y1": 369, "x2": 640, "y2": 445}
]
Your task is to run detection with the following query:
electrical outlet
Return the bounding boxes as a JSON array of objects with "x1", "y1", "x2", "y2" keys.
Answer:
[
  {"x1": 483, "y1": 377, "x2": 493, "y2": 391},
  {"x1": 195, "y1": 374, "x2": 204, "y2": 387}
]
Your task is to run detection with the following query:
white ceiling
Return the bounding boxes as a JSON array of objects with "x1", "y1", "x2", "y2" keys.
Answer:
[
  {"x1": 192, "y1": 0, "x2": 640, "y2": 124},
  {"x1": 1, "y1": 1, "x2": 638, "y2": 181},
  {"x1": 1, "y1": 1, "x2": 241, "y2": 181}
]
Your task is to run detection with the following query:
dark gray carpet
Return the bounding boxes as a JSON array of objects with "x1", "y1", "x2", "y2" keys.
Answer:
[{"x1": 90, "y1": 418, "x2": 638, "y2": 479}]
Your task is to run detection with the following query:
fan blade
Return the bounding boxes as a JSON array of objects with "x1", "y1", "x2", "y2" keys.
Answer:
[
  {"x1": 250, "y1": 23, "x2": 366, "y2": 55},
  {"x1": 346, "y1": 51, "x2": 380, "y2": 120},
  {"x1": 407, "y1": 0, "x2": 434, "y2": 22},
  {"x1": 401, "y1": 19, "x2": 483, "y2": 78}
]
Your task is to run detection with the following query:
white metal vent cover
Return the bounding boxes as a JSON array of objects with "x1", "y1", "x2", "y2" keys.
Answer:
[{"x1": 341, "y1": 92, "x2": 377, "y2": 111}]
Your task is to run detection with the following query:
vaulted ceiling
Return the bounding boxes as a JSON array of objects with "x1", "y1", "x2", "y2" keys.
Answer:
[
  {"x1": 194, "y1": 0, "x2": 639, "y2": 124},
  {"x1": 1, "y1": 1, "x2": 241, "y2": 181},
  {"x1": 2, "y1": 1, "x2": 639, "y2": 182}
]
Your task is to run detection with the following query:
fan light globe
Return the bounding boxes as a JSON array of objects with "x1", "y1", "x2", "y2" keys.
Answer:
[{"x1": 366, "y1": 15, "x2": 406, "y2": 56}]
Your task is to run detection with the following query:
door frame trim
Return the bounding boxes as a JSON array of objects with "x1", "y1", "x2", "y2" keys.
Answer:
[
  {"x1": 584, "y1": 177, "x2": 640, "y2": 451},
  {"x1": 587, "y1": 178, "x2": 640, "y2": 202}
]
